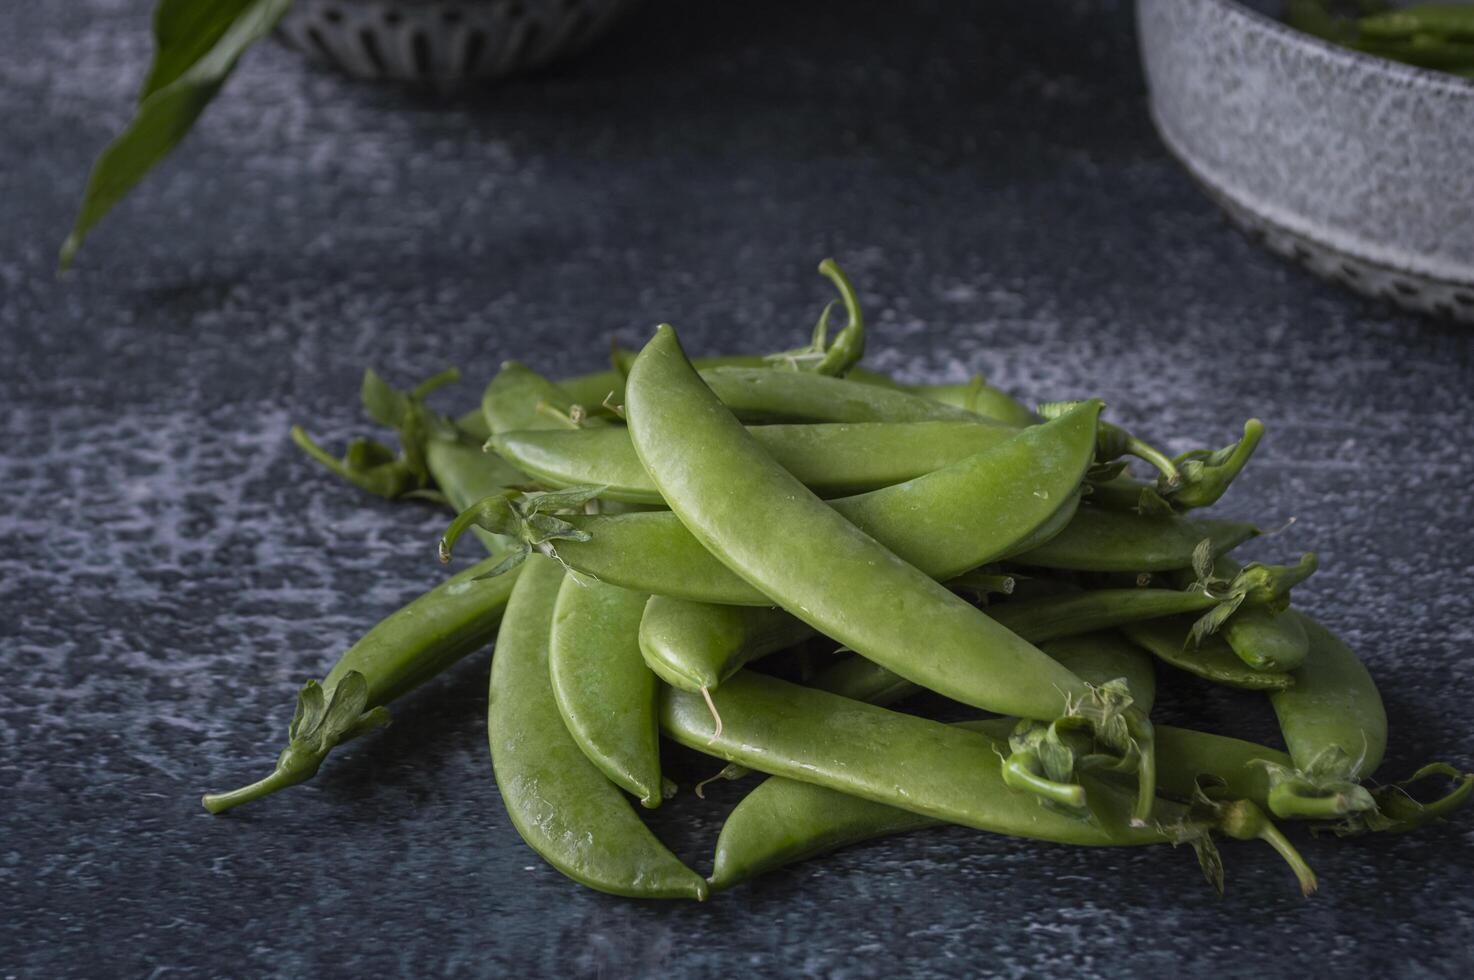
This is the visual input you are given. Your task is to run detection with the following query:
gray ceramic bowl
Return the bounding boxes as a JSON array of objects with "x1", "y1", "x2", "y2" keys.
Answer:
[
  {"x1": 1137, "y1": 0, "x2": 1474, "y2": 321},
  {"x1": 276, "y1": 0, "x2": 637, "y2": 85}
]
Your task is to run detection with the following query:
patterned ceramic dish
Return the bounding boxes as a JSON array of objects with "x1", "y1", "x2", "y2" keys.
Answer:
[
  {"x1": 276, "y1": 0, "x2": 637, "y2": 85},
  {"x1": 1137, "y1": 0, "x2": 1474, "y2": 321}
]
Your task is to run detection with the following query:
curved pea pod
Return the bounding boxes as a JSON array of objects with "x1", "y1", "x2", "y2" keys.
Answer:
[
  {"x1": 639, "y1": 598, "x2": 811, "y2": 693},
  {"x1": 610, "y1": 352, "x2": 901, "y2": 389},
  {"x1": 627, "y1": 326, "x2": 1155, "y2": 821},
  {"x1": 468, "y1": 400, "x2": 1100, "y2": 606},
  {"x1": 1122, "y1": 616, "x2": 1295, "y2": 691},
  {"x1": 1013, "y1": 506, "x2": 1260, "y2": 572},
  {"x1": 554, "y1": 369, "x2": 627, "y2": 418},
  {"x1": 200, "y1": 547, "x2": 521, "y2": 814},
  {"x1": 549, "y1": 576, "x2": 665, "y2": 808},
  {"x1": 492, "y1": 420, "x2": 1018, "y2": 504},
  {"x1": 482, "y1": 361, "x2": 612, "y2": 435},
  {"x1": 1258, "y1": 612, "x2": 1386, "y2": 822},
  {"x1": 663, "y1": 672, "x2": 1168, "y2": 846},
  {"x1": 201, "y1": 415, "x2": 525, "y2": 815},
  {"x1": 489, "y1": 556, "x2": 707, "y2": 899},
  {"x1": 911, "y1": 376, "x2": 1039, "y2": 428},
  {"x1": 700, "y1": 367, "x2": 984, "y2": 424},
  {"x1": 707, "y1": 719, "x2": 1306, "y2": 892}
]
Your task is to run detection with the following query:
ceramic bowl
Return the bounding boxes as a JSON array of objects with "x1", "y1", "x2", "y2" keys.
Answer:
[
  {"x1": 1136, "y1": 0, "x2": 1474, "y2": 321},
  {"x1": 276, "y1": 0, "x2": 637, "y2": 85}
]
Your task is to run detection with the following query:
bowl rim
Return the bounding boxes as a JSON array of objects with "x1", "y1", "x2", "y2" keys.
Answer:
[{"x1": 1200, "y1": 0, "x2": 1474, "y2": 94}]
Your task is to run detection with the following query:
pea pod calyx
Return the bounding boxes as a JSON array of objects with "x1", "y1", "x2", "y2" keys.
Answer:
[
  {"x1": 201, "y1": 671, "x2": 390, "y2": 814},
  {"x1": 439, "y1": 484, "x2": 609, "y2": 576},
  {"x1": 1185, "y1": 544, "x2": 1319, "y2": 646}
]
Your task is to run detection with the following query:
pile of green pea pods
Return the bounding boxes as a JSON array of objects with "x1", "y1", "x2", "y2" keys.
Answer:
[{"x1": 204, "y1": 261, "x2": 1472, "y2": 899}]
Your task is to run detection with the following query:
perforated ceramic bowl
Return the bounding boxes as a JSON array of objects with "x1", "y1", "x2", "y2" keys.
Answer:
[
  {"x1": 1137, "y1": 0, "x2": 1474, "y2": 321},
  {"x1": 276, "y1": 0, "x2": 637, "y2": 85}
]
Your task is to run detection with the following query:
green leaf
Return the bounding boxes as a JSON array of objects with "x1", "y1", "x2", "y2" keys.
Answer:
[
  {"x1": 60, "y1": 0, "x2": 294, "y2": 268},
  {"x1": 1188, "y1": 593, "x2": 1244, "y2": 646},
  {"x1": 141, "y1": 0, "x2": 261, "y2": 101}
]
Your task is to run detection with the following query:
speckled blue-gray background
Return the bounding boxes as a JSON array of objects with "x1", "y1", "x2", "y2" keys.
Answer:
[{"x1": 3, "y1": 1, "x2": 1472, "y2": 977}]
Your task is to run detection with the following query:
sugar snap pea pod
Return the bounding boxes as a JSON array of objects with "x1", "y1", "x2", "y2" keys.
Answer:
[
  {"x1": 663, "y1": 672, "x2": 1165, "y2": 844},
  {"x1": 612, "y1": 348, "x2": 903, "y2": 389},
  {"x1": 553, "y1": 370, "x2": 628, "y2": 419},
  {"x1": 627, "y1": 326, "x2": 1156, "y2": 820},
  {"x1": 200, "y1": 546, "x2": 521, "y2": 814},
  {"x1": 449, "y1": 404, "x2": 1100, "y2": 606},
  {"x1": 482, "y1": 361, "x2": 612, "y2": 435},
  {"x1": 490, "y1": 556, "x2": 707, "y2": 899},
  {"x1": 1260, "y1": 612, "x2": 1386, "y2": 821},
  {"x1": 549, "y1": 576, "x2": 665, "y2": 807},
  {"x1": 658, "y1": 575, "x2": 1231, "y2": 701},
  {"x1": 1012, "y1": 505, "x2": 1260, "y2": 572},
  {"x1": 708, "y1": 717, "x2": 1314, "y2": 894},
  {"x1": 491, "y1": 420, "x2": 1017, "y2": 504},
  {"x1": 912, "y1": 376, "x2": 1039, "y2": 428},
  {"x1": 700, "y1": 367, "x2": 985, "y2": 424},
  {"x1": 639, "y1": 597, "x2": 812, "y2": 693},
  {"x1": 1122, "y1": 616, "x2": 1295, "y2": 691},
  {"x1": 456, "y1": 408, "x2": 491, "y2": 442}
]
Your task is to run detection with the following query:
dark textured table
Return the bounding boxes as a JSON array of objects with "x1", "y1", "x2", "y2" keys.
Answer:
[{"x1": 4, "y1": 1, "x2": 1473, "y2": 976}]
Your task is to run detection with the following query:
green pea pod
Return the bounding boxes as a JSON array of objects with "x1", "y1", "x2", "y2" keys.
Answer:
[
  {"x1": 482, "y1": 362, "x2": 612, "y2": 435},
  {"x1": 700, "y1": 367, "x2": 984, "y2": 423},
  {"x1": 639, "y1": 598, "x2": 812, "y2": 693},
  {"x1": 460, "y1": 402, "x2": 1100, "y2": 605},
  {"x1": 1122, "y1": 616, "x2": 1295, "y2": 691},
  {"x1": 555, "y1": 370, "x2": 628, "y2": 418},
  {"x1": 455, "y1": 408, "x2": 492, "y2": 443},
  {"x1": 200, "y1": 411, "x2": 523, "y2": 814},
  {"x1": 663, "y1": 671, "x2": 1168, "y2": 846},
  {"x1": 1261, "y1": 612, "x2": 1387, "y2": 821},
  {"x1": 626, "y1": 326, "x2": 1156, "y2": 821},
  {"x1": 491, "y1": 420, "x2": 1017, "y2": 504},
  {"x1": 652, "y1": 583, "x2": 1210, "y2": 699},
  {"x1": 200, "y1": 547, "x2": 520, "y2": 814},
  {"x1": 911, "y1": 376, "x2": 1039, "y2": 428},
  {"x1": 707, "y1": 719, "x2": 1307, "y2": 893},
  {"x1": 610, "y1": 352, "x2": 901, "y2": 390},
  {"x1": 1013, "y1": 506, "x2": 1260, "y2": 572},
  {"x1": 489, "y1": 556, "x2": 707, "y2": 899},
  {"x1": 549, "y1": 576, "x2": 665, "y2": 808}
]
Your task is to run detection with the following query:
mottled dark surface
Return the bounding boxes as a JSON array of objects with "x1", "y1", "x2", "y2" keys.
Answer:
[{"x1": 3, "y1": 1, "x2": 1473, "y2": 977}]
